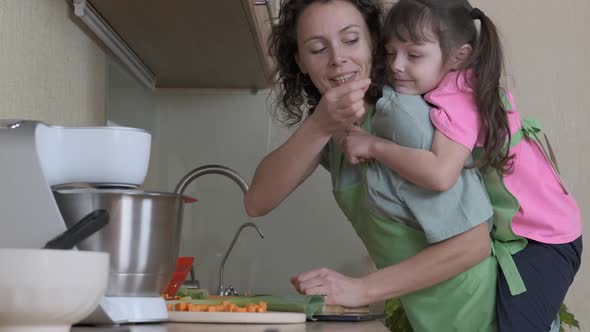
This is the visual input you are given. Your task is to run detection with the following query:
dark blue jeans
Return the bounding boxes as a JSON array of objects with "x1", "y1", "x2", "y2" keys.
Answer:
[{"x1": 496, "y1": 236, "x2": 583, "y2": 331}]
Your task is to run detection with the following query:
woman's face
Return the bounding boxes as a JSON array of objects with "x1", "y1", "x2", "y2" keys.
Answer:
[{"x1": 295, "y1": 0, "x2": 373, "y2": 94}]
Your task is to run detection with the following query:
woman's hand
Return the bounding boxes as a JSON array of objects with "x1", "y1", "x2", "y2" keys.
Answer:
[
  {"x1": 341, "y1": 125, "x2": 375, "y2": 164},
  {"x1": 290, "y1": 268, "x2": 369, "y2": 308},
  {"x1": 244, "y1": 78, "x2": 369, "y2": 217},
  {"x1": 311, "y1": 79, "x2": 371, "y2": 136}
]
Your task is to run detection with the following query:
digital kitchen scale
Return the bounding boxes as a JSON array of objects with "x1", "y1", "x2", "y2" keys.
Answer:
[{"x1": 81, "y1": 297, "x2": 168, "y2": 324}]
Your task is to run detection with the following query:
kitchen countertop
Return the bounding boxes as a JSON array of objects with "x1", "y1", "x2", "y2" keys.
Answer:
[{"x1": 71, "y1": 321, "x2": 389, "y2": 332}]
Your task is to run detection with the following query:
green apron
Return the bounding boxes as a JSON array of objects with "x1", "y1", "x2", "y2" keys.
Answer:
[
  {"x1": 474, "y1": 90, "x2": 568, "y2": 297},
  {"x1": 327, "y1": 115, "x2": 497, "y2": 332}
]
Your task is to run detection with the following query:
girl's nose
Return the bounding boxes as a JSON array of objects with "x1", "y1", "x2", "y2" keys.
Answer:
[{"x1": 391, "y1": 57, "x2": 405, "y2": 73}]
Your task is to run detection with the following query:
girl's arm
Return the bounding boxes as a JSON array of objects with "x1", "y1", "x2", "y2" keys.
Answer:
[
  {"x1": 370, "y1": 130, "x2": 470, "y2": 191},
  {"x1": 344, "y1": 127, "x2": 470, "y2": 191},
  {"x1": 291, "y1": 222, "x2": 490, "y2": 307}
]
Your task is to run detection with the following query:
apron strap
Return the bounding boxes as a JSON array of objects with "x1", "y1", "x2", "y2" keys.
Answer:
[
  {"x1": 362, "y1": 105, "x2": 375, "y2": 133},
  {"x1": 478, "y1": 159, "x2": 528, "y2": 296},
  {"x1": 501, "y1": 90, "x2": 561, "y2": 175},
  {"x1": 509, "y1": 117, "x2": 568, "y2": 193},
  {"x1": 491, "y1": 240, "x2": 527, "y2": 295},
  {"x1": 331, "y1": 105, "x2": 375, "y2": 187},
  {"x1": 541, "y1": 132, "x2": 561, "y2": 174},
  {"x1": 332, "y1": 144, "x2": 343, "y2": 188},
  {"x1": 486, "y1": 94, "x2": 563, "y2": 295},
  {"x1": 475, "y1": 89, "x2": 530, "y2": 295}
]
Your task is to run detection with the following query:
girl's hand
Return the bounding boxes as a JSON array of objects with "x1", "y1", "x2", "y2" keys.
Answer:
[
  {"x1": 311, "y1": 79, "x2": 371, "y2": 136},
  {"x1": 290, "y1": 268, "x2": 369, "y2": 308},
  {"x1": 341, "y1": 126, "x2": 375, "y2": 164}
]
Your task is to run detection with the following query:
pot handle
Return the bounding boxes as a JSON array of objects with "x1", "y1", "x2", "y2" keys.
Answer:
[{"x1": 43, "y1": 209, "x2": 109, "y2": 250}]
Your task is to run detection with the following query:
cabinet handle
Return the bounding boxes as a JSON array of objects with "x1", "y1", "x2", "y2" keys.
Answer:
[{"x1": 253, "y1": 0, "x2": 278, "y2": 26}]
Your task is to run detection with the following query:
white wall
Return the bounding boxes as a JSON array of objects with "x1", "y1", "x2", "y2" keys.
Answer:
[{"x1": 0, "y1": 0, "x2": 106, "y2": 125}]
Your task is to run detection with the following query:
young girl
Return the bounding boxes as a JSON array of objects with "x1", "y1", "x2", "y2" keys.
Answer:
[{"x1": 339, "y1": 0, "x2": 583, "y2": 331}]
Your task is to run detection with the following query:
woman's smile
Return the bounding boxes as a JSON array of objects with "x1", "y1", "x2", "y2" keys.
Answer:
[{"x1": 331, "y1": 71, "x2": 358, "y2": 85}]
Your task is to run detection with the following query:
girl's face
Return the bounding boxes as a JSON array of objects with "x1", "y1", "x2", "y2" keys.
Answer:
[
  {"x1": 385, "y1": 35, "x2": 449, "y2": 95},
  {"x1": 295, "y1": 0, "x2": 373, "y2": 94}
]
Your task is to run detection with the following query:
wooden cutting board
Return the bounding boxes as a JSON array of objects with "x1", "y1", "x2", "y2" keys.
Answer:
[{"x1": 168, "y1": 311, "x2": 306, "y2": 324}]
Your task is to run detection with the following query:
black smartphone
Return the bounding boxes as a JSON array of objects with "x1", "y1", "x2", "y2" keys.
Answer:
[{"x1": 311, "y1": 312, "x2": 385, "y2": 322}]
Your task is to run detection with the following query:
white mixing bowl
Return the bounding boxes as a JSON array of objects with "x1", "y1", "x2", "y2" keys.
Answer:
[
  {"x1": 34, "y1": 122, "x2": 152, "y2": 187},
  {"x1": 0, "y1": 249, "x2": 109, "y2": 332}
]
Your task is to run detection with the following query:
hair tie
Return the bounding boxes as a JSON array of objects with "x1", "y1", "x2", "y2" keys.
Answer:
[{"x1": 470, "y1": 7, "x2": 484, "y2": 20}]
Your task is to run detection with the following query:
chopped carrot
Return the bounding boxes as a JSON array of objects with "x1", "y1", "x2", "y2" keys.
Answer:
[
  {"x1": 166, "y1": 301, "x2": 268, "y2": 313},
  {"x1": 187, "y1": 304, "x2": 205, "y2": 312}
]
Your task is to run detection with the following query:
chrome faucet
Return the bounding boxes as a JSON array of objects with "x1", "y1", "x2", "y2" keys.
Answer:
[
  {"x1": 175, "y1": 164, "x2": 249, "y2": 195},
  {"x1": 174, "y1": 164, "x2": 264, "y2": 296},
  {"x1": 217, "y1": 222, "x2": 264, "y2": 296}
]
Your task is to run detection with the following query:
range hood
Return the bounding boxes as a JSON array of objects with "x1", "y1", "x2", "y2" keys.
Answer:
[{"x1": 73, "y1": 0, "x2": 276, "y2": 90}]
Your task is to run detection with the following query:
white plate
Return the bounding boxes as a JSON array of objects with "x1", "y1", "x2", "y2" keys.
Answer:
[{"x1": 168, "y1": 311, "x2": 306, "y2": 324}]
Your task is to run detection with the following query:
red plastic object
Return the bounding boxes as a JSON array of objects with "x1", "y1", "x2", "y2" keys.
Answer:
[
  {"x1": 184, "y1": 196, "x2": 198, "y2": 203},
  {"x1": 162, "y1": 256, "x2": 194, "y2": 298}
]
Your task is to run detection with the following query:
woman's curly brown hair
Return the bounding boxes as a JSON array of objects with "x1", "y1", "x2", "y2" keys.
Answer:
[{"x1": 268, "y1": 0, "x2": 385, "y2": 126}]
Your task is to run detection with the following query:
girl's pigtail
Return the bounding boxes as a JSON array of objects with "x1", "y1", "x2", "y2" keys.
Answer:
[{"x1": 472, "y1": 12, "x2": 513, "y2": 173}]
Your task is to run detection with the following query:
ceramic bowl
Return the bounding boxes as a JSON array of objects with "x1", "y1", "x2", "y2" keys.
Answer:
[
  {"x1": 35, "y1": 122, "x2": 152, "y2": 187},
  {"x1": 0, "y1": 249, "x2": 109, "y2": 332}
]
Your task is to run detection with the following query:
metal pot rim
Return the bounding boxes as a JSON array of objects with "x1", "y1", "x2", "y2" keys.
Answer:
[{"x1": 53, "y1": 187, "x2": 189, "y2": 200}]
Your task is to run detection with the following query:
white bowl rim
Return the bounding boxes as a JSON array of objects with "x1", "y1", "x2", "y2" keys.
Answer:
[{"x1": 40, "y1": 122, "x2": 151, "y2": 134}]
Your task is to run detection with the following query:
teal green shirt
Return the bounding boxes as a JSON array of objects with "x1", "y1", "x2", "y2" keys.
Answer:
[{"x1": 321, "y1": 86, "x2": 493, "y2": 243}]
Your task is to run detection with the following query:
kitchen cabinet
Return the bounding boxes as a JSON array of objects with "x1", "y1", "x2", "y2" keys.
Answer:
[{"x1": 73, "y1": 0, "x2": 277, "y2": 90}]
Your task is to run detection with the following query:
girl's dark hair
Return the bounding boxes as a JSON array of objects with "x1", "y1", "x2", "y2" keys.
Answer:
[
  {"x1": 384, "y1": 0, "x2": 512, "y2": 173},
  {"x1": 268, "y1": 0, "x2": 385, "y2": 126}
]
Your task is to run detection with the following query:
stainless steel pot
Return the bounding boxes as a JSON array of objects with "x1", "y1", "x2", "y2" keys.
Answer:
[{"x1": 53, "y1": 188, "x2": 188, "y2": 297}]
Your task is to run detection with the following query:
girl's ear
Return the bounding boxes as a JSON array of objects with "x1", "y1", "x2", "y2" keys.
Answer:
[
  {"x1": 295, "y1": 54, "x2": 308, "y2": 74},
  {"x1": 448, "y1": 44, "x2": 473, "y2": 70}
]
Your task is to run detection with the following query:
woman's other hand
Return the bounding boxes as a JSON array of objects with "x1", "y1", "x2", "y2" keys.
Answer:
[
  {"x1": 290, "y1": 268, "x2": 369, "y2": 308},
  {"x1": 311, "y1": 79, "x2": 371, "y2": 136},
  {"x1": 341, "y1": 125, "x2": 375, "y2": 164}
]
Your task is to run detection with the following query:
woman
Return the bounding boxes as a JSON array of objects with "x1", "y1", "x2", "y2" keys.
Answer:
[{"x1": 245, "y1": 1, "x2": 497, "y2": 330}]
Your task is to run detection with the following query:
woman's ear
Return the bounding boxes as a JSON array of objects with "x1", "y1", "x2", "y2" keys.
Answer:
[
  {"x1": 449, "y1": 44, "x2": 473, "y2": 70},
  {"x1": 295, "y1": 54, "x2": 308, "y2": 74}
]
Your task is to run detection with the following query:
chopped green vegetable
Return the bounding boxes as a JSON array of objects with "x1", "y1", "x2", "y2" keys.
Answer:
[{"x1": 175, "y1": 287, "x2": 209, "y2": 299}]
